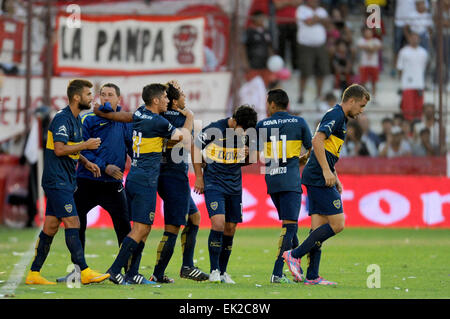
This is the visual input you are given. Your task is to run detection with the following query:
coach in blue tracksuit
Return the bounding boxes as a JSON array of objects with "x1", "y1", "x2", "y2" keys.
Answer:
[{"x1": 74, "y1": 83, "x2": 133, "y2": 252}]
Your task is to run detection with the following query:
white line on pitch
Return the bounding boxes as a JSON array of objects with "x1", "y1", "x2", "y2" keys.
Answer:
[{"x1": 0, "y1": 229, "x2": 40, "y2": 298}]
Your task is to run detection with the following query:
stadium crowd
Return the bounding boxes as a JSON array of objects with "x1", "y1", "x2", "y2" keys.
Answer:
[
  {"x1": 242, "y1": 0, "x2": 448, "y2": 157},
  {"x1": 1, "y1": 0, "x2": 448, "y2": 159}
]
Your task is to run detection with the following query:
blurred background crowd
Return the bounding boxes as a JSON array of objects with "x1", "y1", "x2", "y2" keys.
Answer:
[{"x1": 0, "y1": 0, "x2": 449, "y2": 160}]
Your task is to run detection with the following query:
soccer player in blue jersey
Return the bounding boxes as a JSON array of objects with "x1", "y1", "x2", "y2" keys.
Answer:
[
  {"x1": 192, "y1": 105, "x2": 257, "y2": 283},
  {"x1": 56, "y1": 83, "x2": 135, "y2": 283},
  {"x1": 26, "y1": 79, "x2": 110, "y2": 285},
  {"x1": 94, "y1": 83, "x2": 193, "y2": 285},
  {"x1": 283, "y1": 84, "x2": 370, "y2": 286},
  {"x1": 256, "y1": 89, "x2": 312, "y2": 284},
  {"x1": 151, "y1": 81, "x2": 208, "y2": 283}
]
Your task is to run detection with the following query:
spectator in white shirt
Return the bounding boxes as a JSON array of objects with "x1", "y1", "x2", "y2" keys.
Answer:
[
  {"x1": 396, "y1": 33, "x2": 428, "y2": 121},
  {"x1": 295, "y1": 0, "x2": 330, "y2": 104},
  {"x1": 357, "y1": 27, "x2": 382, "y2": 100},
  {"x1": 392, "y1": 0, "x2": 428, "y2": 74},
  {"x1": 405, "y1": 0, "x2": 433, "y2": 52},
  {"x1": 378, "y1": 126, "x2": 412, "y2": 158}
]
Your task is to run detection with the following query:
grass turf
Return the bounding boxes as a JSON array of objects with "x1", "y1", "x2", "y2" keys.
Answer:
[{"x1": 0, "y1": 227, "x2": 449, "y2": 299}]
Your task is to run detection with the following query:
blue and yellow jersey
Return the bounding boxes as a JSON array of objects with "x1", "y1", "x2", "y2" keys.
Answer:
[
  {"x1": 41, "y1": 106, "x2": 83, "y2": 192},
  {"x1": 194, "y1": 118, "x2": 246, "y2": 195},
  {"x1": 160, "y1": 109, "x2": 189, "y2": 177},
  {"x1": 256, "y1": 111, "x2": 312, "y2": 194},
  {"x1": 77, "y1": 106, "x2": 133, "y2": 182},
  {"x1": 126, "y1": 106, "x2": 176, "y2": 187},
  {"x1": 302, "y1": 104, "x2": 347, "y2": 187}
]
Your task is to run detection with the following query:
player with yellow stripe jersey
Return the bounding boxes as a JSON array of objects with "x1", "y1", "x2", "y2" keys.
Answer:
[
  {"x1": 283, "y1": 84, "x2": 370, "y2": 286},
  {"x1": 95, "y1": 83, "x2": 193, "y2": 285},
  {"x1": 193, "y1": 105, "x2": 257, "y2": 283},
  {"x1": 27, "y1": 79, "x2": 110, "y2": 287},
  {"x1": 301, "y1": 104, "x2": 347, "y2": 187},
  {"x1": 42, "y1": 105, "x2": 89, "y2": 191},
  {"x1": 255, "y1": 89, "x2": 312, "y2": 284},
  {"x1": 126, "y1": 105, "x2": 176, "y2": 188},
  {"x1": 256, "y1": 109, "x2": 312, "y2": 194},
  {"x1": 194, "y1": 118, "x2": 248, "y2": 195}
]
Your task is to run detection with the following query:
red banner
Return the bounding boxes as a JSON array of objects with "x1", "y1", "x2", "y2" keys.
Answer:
[{"x1": 83, "y1": 173, "x2": 450, "y2": 228}]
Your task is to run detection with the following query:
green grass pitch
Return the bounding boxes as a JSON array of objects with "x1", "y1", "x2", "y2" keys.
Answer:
[{"x1": 0, "y1": 226, "x2": 449, "y2": 299}]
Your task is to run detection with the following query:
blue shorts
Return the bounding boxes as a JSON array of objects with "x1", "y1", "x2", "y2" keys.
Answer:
[
  {"x1": 125, "y1": 179, "x2": 157, "y2": 225},
  {"x1": 204, "y1": 190, "x2": 242, "y2": 223},
  {"x1": 270, "y1": 191, "x2": 302, "y2": 221},
  {"x1": 188, "y1": 195, "x2": 199, "y2": 216},
  {"x1": 305, "y1": 185, "x2": 343, "y2": 216},
  {"x1": 158, "y1": 175, "x2": 191, "y2": 226},
  {"x1": 44, "y1": 188, "x2": 77, "y2": 219}
]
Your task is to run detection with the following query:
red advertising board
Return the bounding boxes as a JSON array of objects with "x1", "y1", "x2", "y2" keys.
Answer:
[{"x1": 79, "y1": 173, "x2": 450, "y2": 229}]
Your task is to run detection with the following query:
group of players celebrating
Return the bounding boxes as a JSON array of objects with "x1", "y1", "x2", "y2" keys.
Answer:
[{"x1": 24, "y1": 78, "x2": 370, "y2": 287}]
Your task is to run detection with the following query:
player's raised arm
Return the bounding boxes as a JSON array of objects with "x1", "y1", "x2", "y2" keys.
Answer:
[
  {"x1": 170, "y1": 106, "x2": 194, "y2": 148},
  {"x1": 311, "y1": 132, "x2": 336, "y2": 187},
  {"x1": 93, "y1": 103, "x2": 133, "y2": 122}
]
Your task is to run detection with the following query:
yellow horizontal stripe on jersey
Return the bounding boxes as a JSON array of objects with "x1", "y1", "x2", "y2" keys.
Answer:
[
  {"x1": 263, "y1": 140, "x2": 302, "y2": 159},
  {"x1": 67, "y1": 140, "x2": 82, "y2": 160},
  {"x1": 46, "y1": 131, "x2": 82, "y2": 160},
  {"x1": 166, "y1": 139, "x2": 182, "y2": 149},
  {"x1": 205, "y1": 143, "x2": 243, "y2": 164},
  {"x1": 324, "y1": 134, "x2": 344, "y2": 157},
  {"x1": 133, "y1": 136, "x2": 164, "y2": 154}
]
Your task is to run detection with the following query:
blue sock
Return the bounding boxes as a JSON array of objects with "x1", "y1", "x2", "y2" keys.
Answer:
[
  {"x1": 64, "y1": 228, "x2": 88, "y2": 271},
  {"x1": 153, "y1": 232, "x2": 177, "y2": 280},
  {"x1": 272, "y1": 224, "x2": 297, "y2": 277},
  {"x1": 292, "y1": 229, "x2": 299, "y2": 249},
  {"x1": 30, "y1": 231, "x2": 54, "y2": 272},
  {"x1": 291, "y1": 223, "x2": 335, "y2": 259},
  {"x1": 109, "y1": 236, "x2": 138, "y2": 274},
  {"x1": 208, "y1": 230, "x2": 223, "y2": 272},
  {"x1": 219, "y1": 235, "x2": 234, "y2": 275},
  {"x1": 125, "y1": 241, "x2": 145, "y2": 278},
  {"x1": 181, "y1": 221, "x2": 199, "y2": 268},
  {"x1": 306, "y1": 244, "x2": 322, "y2": 280}
]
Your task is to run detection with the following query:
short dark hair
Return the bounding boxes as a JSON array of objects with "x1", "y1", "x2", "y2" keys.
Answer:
[
  {"x1": 251, "y1": 10, "x2": 265, "y2": 18},
  {"x1": 267, "y1": 89, "x2": 289, "y2": 109},
  {"x1": 67, "y1": 79, "x2": 93, "y2": 102},
  {"x1": 342, "y1": 84, "x2": 371, "y2": 103},
  {"x1": 381, "y1": 117, "x2": 393, "y2": 124},
  {"x1": 166, "y1": 82, "x2": 180, "y2": 109},
  {"x1": 233, "y1": 104, "x2": 257, "y2": 130},
  {"x1": 347, "y1": 120, "x2": 363, "y2": 140},
  {"x1": 142, "y1": 83, "x2": 167, "y2": 106},
  {"x1": 325, "y1": 91, "x2": 336, "y2": 102},
  {"x1": 100, "y1": 83, "x2": 120, "y2": 97}
]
